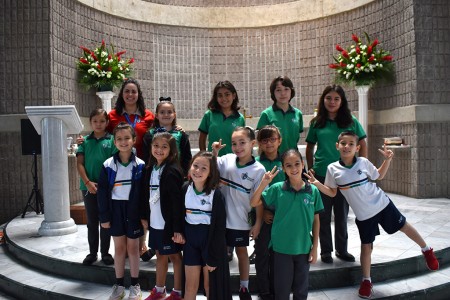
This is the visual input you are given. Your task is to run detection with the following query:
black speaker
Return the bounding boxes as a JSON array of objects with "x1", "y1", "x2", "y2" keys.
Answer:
[{"x1": 21, "y1": 119, "x2": 41, "y2": 155}]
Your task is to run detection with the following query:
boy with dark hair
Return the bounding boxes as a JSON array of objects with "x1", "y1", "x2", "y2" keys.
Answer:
[{"x1": 306, "y1": 130, "x2": 439, "y2": 299}]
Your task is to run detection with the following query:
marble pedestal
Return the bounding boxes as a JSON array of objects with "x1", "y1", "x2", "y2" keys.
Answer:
[{"x1": 25, "y1": 106, "x2": 84, "y2": 236}]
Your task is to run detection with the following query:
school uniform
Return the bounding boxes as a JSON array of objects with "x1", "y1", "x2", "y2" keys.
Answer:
[
  {"x1": 257, "y1": 104, "x2": 303, "y2": 154},
  {"x1": 141, "y1": 163, "x2": 184, "y2": 254},
  {"x1": 107, "y1": 108, "x2": 154, "y2": 159},
  {"x1": 217, "y1": 154, "x2": 266, "y2": 246},
  {"x1": 181, "y1": 182, "x2": 232, "y2": 300},
  {"x1": 262, "y1": 181, "x2": 323, "y2": 300},
  {"x1": 305, "y1": 115, "x2": 366, "y2": 257},
  {"x1": 254, "y1": 153, "x2": 284, "y2": 297},
  {"x1": 97, "y1": 152, "x2": 145, "y2": 239},
  {"x1": 325, "y1": 157, "x2": 406, "y2": 244},
  {"x1": 142, "y1": 128, "x2": 192, "y2": 176},
  {"x1": 77, "y1": 132, "x2": 117, "y2": 256},
  {"x1": 198, "y1": 110, "x2": 245, "y2": 156}
]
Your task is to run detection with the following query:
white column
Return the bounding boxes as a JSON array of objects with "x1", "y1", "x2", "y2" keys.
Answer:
[
  {"x1": 96, "y1": 91, "x2": 115, "y2": 113},
  {"x1": 25, "y1": 106, "x2": 83, "y2": 236},
  {"x1": 355, "y1": 85, "x2": 370, "y2": 137}
]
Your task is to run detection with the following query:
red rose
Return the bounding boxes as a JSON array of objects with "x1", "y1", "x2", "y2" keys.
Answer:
[
  {"x1": 340, "y1": 62, "x2": 347, "y2": 67},
  {"x1": 356, "y1": 46, "x2": 361, "y2": 54},
  {"x1": 382, "y1": 55, "x2": 393, "y2": 61},
  {"x1": 328, "y1": 64, "x2": 339, "y2": 69},
  {"x1": 367, "y1": 46, "x2": 373, "y2": 55},
  {"x1": 97, "y1": 65, "x2": 102, "y2": 70},
  {"x1": 336, "y1": 44, "x2": 344, "y2": 52},
  {"x1": 356, "y1": 63, "x2": 361, "y2": 68},
  {"x1": 128, "y1": 58, "x2": 135, "y2": 64},
  {"x1": 368, "y1": 56, "x2": 375, "y2": 62},
  {"x1": 372, "y1": 39, "x2": 379, "y2": 48},
  {"x1": 342, "y1": 51, "x2": 349, "y2": 58},
  {"x1": 79, "y1": 58, "x2": 89, "y2": 64},
  {"x1": 80, "y1": 46, "x2": 91, "y2": 53},
  {"x1": 115, "y1": 51, "x2": 127, "y2": 57},
  {"x1": 90, "y1": 52, "x2": 98, "y2": 61},
  {"x1": 352, "y1": 34, "x2": 359, "y2": 43}
]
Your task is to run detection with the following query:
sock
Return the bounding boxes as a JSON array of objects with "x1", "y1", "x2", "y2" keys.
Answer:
[
  {"x1": 155, "y1": 286, "x2": 166, "y2": 293},
  {"x1": 421, "y1": 245, "x2": 431, "y2": 252},
  {"x1": 116, "y1": 277, "x2": 124, "y2": 286},
  {"x1": 240, "y1": 280, "x2": 249, "y2": 289},
  {"x1": 131, "y1": 277, "x2": 139, "y2": 286},
  {"x1": 172, "y1": 289, "x2": 181, "y2": 295},
  {"x1": 362, "y1": 277, "x2": 371, "y2": 282}
]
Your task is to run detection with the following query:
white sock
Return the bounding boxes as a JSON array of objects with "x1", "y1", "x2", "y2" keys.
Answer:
[
  {"x1": 155, "y1": 286, "x2": 165, "y2": 293},
  {"x1": 362, "y1": 277, "x2": 371, "y2": 282},
  {"x1": 240, "y1": 280, "x2": 249, "y2": 289},
  {"x1": 421, "y1": 245, "x2": 431, "y2": 252}
]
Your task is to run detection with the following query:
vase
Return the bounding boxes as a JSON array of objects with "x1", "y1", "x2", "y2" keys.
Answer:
[
  {"x1": 355, "y1": 85, "x2": 370, "y2": 138},
  {"x1": 96, "y1": 90, "x2": 115, "y2": 113}
]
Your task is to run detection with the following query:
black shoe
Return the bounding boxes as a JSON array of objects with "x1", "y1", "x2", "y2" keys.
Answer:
[
  {"x1": 239, "y1": 287, "x2": 252, "y2": 300},
  {"x1": 140, "y1": 248, "x2": 156, "y2": 262},
  {"x1": 249, "y1": 250, "x2": 256, "y2": 265},
  {"x1": 336, "y1": 251, "x2": 355, "y2": 262},
  {"x1": 82, "y1": 253, "x2": 97, "y2": 265},
  {"x1": 321, "y1": 254, "x2": 333, "y2": 264},
  {"x1": 101, "y1": 253, "x2": 114, "y2": 265},
  {"x1": 227, "y1": 251, "x2": 233, "y2": 262}
]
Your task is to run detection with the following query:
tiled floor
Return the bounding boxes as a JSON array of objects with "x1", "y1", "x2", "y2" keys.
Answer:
[{"x1": 4, "y1": 193, "x2": 450, "y2": 299}]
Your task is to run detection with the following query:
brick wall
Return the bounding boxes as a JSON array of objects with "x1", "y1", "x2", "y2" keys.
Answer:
[{"x1": 0, "y1": 0, "x2": 449, "y2": 223}]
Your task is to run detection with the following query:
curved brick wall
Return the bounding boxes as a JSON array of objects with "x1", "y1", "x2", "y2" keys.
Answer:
[
  {"x1": 0, "y1": 0, "x2": 449, "y2": 224},
  {"x1": 142, "y1": 0, "x2": 297, "y2": 6}
]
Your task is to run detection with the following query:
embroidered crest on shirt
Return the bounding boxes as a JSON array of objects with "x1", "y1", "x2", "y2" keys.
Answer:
[
  {"x1": 241, "y1": 172, "x2": 255, "y2": 182},
  {"x1": 200, "y1": 199, "x2": 211, "y2": 205},
  {"x1": 357, "y1": 169, "x2": 362, "y2": 175}
]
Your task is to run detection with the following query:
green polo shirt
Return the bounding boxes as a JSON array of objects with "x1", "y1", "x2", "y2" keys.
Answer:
[
  {"x1": 262, "y1": 181, "x2": 323, "y2": 255},
  {"x1": 76, "y1": 132, "x2": 117, "y2": 190},
  {"x1": 305, "y1": 115, "x2": 366, "y2": 177},
  {"x1": 198, "y1": 110, "x2": 245, "y2": 156},
  {"x1": 257, "y1": 104, "x2": 303, "y2": 154},
  {"x1": 256, "y1": 153, "x2": 285, "y2": 185}
]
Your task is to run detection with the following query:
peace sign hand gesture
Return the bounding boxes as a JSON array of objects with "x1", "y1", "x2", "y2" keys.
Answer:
[
  {"x1": 378, "y1": 144, "x2": 394, "y2": 161},
  {"x1": 261, "y1": 166, "x2": 280, "y2": 187}
]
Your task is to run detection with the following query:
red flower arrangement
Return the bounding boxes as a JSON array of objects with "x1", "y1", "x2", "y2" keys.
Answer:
[
  {"x1": 76, "y1": 40, "x2": 134, "y2": 90},
  {"x1": 329, "y1": 33, "x2": 394, "y2": 86}
]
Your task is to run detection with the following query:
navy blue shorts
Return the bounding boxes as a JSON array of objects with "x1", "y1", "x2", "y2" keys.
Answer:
[
  {"x1": 356, "y1": 200, "x2": 406, "y2": 244},
  {"x1": 148, "y1": 227, "x2": 182, "y2": 255},
  {"x1": 226, "y1": 229, "x2": 250, "y2": 247},
  {"x1": 109, "y1": 200, "x2": 143, "y2": 239},
  {"x1": 183, "y1": 223, "x2": 209, "y2": 266}
]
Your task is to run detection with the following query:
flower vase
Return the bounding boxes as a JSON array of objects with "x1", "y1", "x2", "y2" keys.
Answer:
[
  {"x1": 96, "y1": 90, "x2": 115, "y2": 113},
  {"x1": 355, "y1": 85, "x2": 370, "y2": 138}
]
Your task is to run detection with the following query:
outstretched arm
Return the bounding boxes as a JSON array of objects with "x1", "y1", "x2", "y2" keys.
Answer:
[
  {"x1": 304, "y1": 170, "x2": 337, "y2": 198},
  {"x1": 250, "y1": 166, "x2": 279, "y2": 207},
  {"x1": 377, "y1": 144, "x2": 394, "y2": 180}
]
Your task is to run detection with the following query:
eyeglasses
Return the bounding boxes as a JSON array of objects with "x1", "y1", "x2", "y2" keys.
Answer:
[{"x1": 260, "y1": 137, "x2": 279, "y2": 144}]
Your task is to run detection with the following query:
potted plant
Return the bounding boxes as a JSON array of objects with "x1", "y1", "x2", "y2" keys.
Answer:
[
  {"x1": 76, "y1": 40, "x2": 134, "y2": 111},
  {"x1": 329, "y1": 33, "x2": 394, "y2": 134}
]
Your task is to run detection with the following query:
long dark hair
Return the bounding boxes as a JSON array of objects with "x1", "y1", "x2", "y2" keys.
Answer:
[
  {"x1": 189, "y1": 151, "x2": 220, "y2": 195},
  {"x1": 147, "y1": 132, "x2": 180, "y2": 170},
  {"x1": 310, "y1": 85, "x2": 353, "y2": 128},
  {"x1": 207, "y1": 81, "x2": 240, "y2": 112},
  {"x1": 114, "y1": 78, "x2": 146, "y2": 115}
]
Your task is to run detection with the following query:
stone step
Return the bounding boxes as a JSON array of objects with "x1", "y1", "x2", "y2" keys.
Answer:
[{"x1": 2, "y1": 244, "x2": 450, "y2": 300}]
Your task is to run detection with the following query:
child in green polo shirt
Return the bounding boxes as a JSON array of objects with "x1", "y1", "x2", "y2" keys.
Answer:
[
  {"x1": 251, "y1": 149, "x2": 323, "y2": 300},
  {"x1": 76, "y1": 108, "x2": 117, "y2": 266},
  {"x1": 253, "y1": 125, "x2": 285, "y2": 300},
  {"x1": 257, "y1": 76, "x2": 303, "y2": 154},
  {"x1": 305, "y1": 84, "x2": 367, "y2": 265},
  {"x1": 199, "y1": 81, "x2": 245, "y2": 157}
]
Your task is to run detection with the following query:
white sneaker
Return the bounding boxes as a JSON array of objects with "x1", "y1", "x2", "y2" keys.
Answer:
[
  {"x1": 128, "y1": 284, "x2": 142, "y2": 300},
  {"x1": 109, "y1": 284, "x2": 125, "y2": 300}
]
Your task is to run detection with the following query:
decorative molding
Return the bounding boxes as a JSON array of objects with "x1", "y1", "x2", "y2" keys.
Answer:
[{"x1": 76, "y1": 0, "x2": 375, "y2": 28}]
